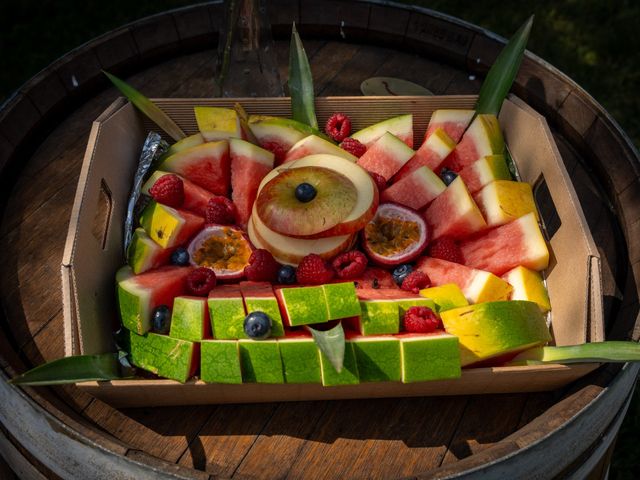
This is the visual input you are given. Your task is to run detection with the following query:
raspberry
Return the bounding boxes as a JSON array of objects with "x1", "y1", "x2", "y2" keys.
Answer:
[
  {"x1": 402, "y1": 306, "x2": 442, "y2": 333},
  {"x1": 401, "y1": 270, "x2": 431, "y2": 293},
  {"x1": 261, "y1": 141, "x2": 288, "y2": 165},
  {"x1": 332, "y1": 250, "x2": 368, "y2": 280},
  {"x1": 296, "y1": 254, "x2": 335, "y2": 285},
  {"x1": 205, "y1": 196, "x2": 237, "y2": 225},
  {"x1": 368, "y1": 171, "x2": 387, "y2": 192},
  {"x1": 428, "y1": 237, "x2": 464, "y2": 264},
  {"x1": 149, "y1": 174, "x2": 184, "y2": 208},
  {"x1": 340, "y1": 137, "x2": 367, "y2": 158},
  {"x1": 187, "y1": 267, "x2": 217, "y2": 296},
  {"x1": 244, "y1": 249, "x2": 281, "y2": 282},
  {"x1": 325, "y1": 113, "x2": 352, "y2": 142}
]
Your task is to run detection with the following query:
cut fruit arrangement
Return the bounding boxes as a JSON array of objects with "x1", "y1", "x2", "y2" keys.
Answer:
[{"x1": 115, "y1": 96, "x2": 555, "y2": 385}]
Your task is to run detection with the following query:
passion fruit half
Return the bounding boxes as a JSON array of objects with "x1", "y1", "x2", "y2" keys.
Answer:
[
  {"x1": 362, "y1": 203, "x2": 429, "y2": 266},
  {"x1": 187, "y1": 225, "x2": 253, "y2": 280}
]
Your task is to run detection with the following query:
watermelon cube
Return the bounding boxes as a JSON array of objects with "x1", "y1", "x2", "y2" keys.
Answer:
[
  {"x1": 415, "y1": 257, "x2": 513, "y2": 304},
  {"x1": 440, "y1": 301, "x2": 551, "y2": 366},
  {"x1": 208, "y1": 285, "x2": 247, "y2": 339},
  {"x1": 116, "y1": 265, "x2": 191, "y2": 335},
  {"x1": 457, "y1": 154, "x2": 511, "y2": 194},
  {"x1": 139, "y1": 201, "x2": 204, "y2": 249},
  {"x1": 142, "y1": 170, "x2": 215, "y2": 218},
  {"x1": 394, "y1": 128, "x2": 456, "y2": 180},
  {"x1": 230, "y1": 138, "x2": 274, "y2": 227},
  {"x1": 322, "y1": 282, "x2": 361, "y2": 320},
  {"x1": 351, "y1": 114, "x2": 413, "y2": 148},
  {"x1": 349, "y1": 335, "x2": 401, "y2": 382},
  {"x1": 474, "y1": 180, "x2": 539, "y2": 228},
  {"x1": 424, "y1": 109, "x2": 475, "y2": 143},
  {"x1": 502, "y1": 266, "x2": 551, "y2": 312},
  {"x1": 278, "y1": 331, "x2": 322, "y2": 384},
  {"x1": 127, "y1": 227, "x2": 174, "y2": 274},
  {"x1": 459, "y1": 213, "x2": 550, "y2": 275},
  {"x1": 158, "y1": 140, "x2": 230, "y2": 196},
  {"x1": 200, "y1": 340, "x2": 243, "y2": 384},
  {"x1": 239, "y1": 282, "x2": 285, "y2": 337},
  {"x1": 357, "y1": 132, "x2": 415, "y2": 181},
  {"x1": 419, "y1": 283, "x2": 469, "y2": 312},
  {"x1": 169, "y1": 296, "x2": 211, "y2": 341},
  {"x1": 128, "y1": 330, "x2": 196, "y2": 383},
  {"x1": 319, "y1": 341, "x2": 359, "y2": 386},
  {"x1": 423, "y1": 176, "x2": 487, "y2": 240},
  {"x1": 382, "y1": 166, "x2": 446, "y2": 210},
  {"x1": 238, "y1": 339, "x2": 285, "y2": 383},
  {"x1": 399, "y1": 332, "x2": 461, "y2": 382},
  {"x1": 275, "y1": 286, "x2": 329, "y2": 327}
]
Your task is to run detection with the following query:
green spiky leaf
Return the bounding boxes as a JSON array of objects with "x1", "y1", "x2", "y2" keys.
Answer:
[
  {"x1": 306, "y1": 322, "x2": 345, "y2": 372},
  {"x1": 507, "y1": 341, "x2": 640, "y2": 366},
  {"x1": 475, "y1": 15, "x2": 534, "y2": 116},
  {"x1": 103, "y1": 71, "x2": 186, "y2": 141},
  {"x1": 9, "y1": 353, "x2": 126, "y2": 386},
  {"x1": 288, "y1": 23, "x2": 318, "y2": 129}
]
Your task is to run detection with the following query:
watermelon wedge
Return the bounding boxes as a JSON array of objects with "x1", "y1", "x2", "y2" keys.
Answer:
[
  {"x1": 142, "y1": 170, "x2": 215, "y2": 218},
  {"x1": 415, "y1": 257, "x2": 513, "y2": 304},
  {"x1": 357, "y1": 132, "x2": 415, "y2": 181},
  {"x1": 139, "y1": 201, "x2": 205, "y2": 249},
  {"x1": 473, "y1": 180, "x2": 539, "y2": 228},
  {"x1": 195, "y1": 106, "x2": 244, "y2": 141},
  {"x1": 459, "y1": 212, "x2": 549, "y2": 275},
  {"x1": 158, "y1": 140, "x2": 230, "y2": 196},
  {"x1": 127, "y1": 227, "x2": 174, "y2": 274},
  {"x1": 440, "y1": 114, "x2": 505, "y2": 173},
  {"x1": 394, "y1": 128, "x2": 456, "y2": 181},
  {"x1": 351, "y1": 114, "x2": 413, "y2": 148},
  {"x1": 116, "y1": 265, "x2": 192, "y2": 334},
  {"x1": 164, "y1": 133, "x2": 205, "y2": 158},
  {"x1": 457, "y1": 154, "x2": 511, "y2": 194},
  {"x1": 230, "y1": 138, "x2": 275, "y2": 227},
  {"x1": 424, "y1": 109, "x2": 475, "y2": 143},
  {"x1": 248, "y1": 115, "x2": 315, "y2": 165},
  {"x1": 283, "y1": 135, "x2": 357, "y2": 163},
  {"x1": 423, "y1": 176, "x2": 487, "y2": 240},
  {"x1": 381, "y1": 166, "x2": 445, "y2": 210}
]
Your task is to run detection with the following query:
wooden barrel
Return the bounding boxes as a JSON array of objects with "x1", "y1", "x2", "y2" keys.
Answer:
[{"x1": 1, "y1": 1, "x2": 638, "y2": 478}]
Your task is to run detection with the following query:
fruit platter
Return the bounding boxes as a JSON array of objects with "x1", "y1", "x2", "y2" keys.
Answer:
[{"x1": 59, "y1": 91, "x2": 603, "y2": 407}]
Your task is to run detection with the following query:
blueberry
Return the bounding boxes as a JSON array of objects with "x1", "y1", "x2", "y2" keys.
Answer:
[
  {"x1": 171, "y1": 247, "x2": 190, "y2": 266},
  {"x1": 152, "y1": 305, "x2": 171, "y2": 334},
  {"x1": 277, "y1": 265, "x2": 297, "y2": 284},
  {"x1": 243, "y1": 311, "x2": 272, "y2": 339},
  {"x1": 440, "y1": 168, "x2": 458, "y2": 186},
  {"x1": 295, "y1": 182, "x2": 317, "y2": 203},
  {"x1": 392, "y1": 264, "x2": 413, "y2": 286}
]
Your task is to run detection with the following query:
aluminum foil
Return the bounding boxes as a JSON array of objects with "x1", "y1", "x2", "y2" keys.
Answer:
[{"x1": 123, "y1": 132, "x2": 169, "y2": 257}]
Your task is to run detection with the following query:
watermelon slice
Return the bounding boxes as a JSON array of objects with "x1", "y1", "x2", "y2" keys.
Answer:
[
  {"x1": 423, "y1": 176, "x2": 487, "y2": 240},
  {"x1": 393, "y1": 128, "x2": 456, "y2": 180},
  {"x1": 415, "y1": 256, "x2": 513, "y2": 304},
  {"x1": 283, "y1": 135, "x2": 357, "y2": 163},
  {"x1": 127, "y1": 227, "x2": 174, "y2": 274},
  {"x1": 139, "y1": 201, "x2": 205, "y2": 249},
  {"x1": 230, "y1": 138, "x2": 275, "y2": 227},
  {"x1": 116, "y1": 265, "x2": 192, "y2": 334},
  {"x1": 357, "y1": 132, "x2": 415, "y2": 181},
  {"x1": 248, "y1": 115, "x2": 315, "y2": 165},
  {"x1": 381, "y1": 166, "x2": 446, "y2": 210},
  {"x1": 457, "y1": 154, "x2": 511, "y2": 194},
  {"x1": 459, "y1": 212, "x2": 549, "y2": 275},
  {"x1": 440, "y1": 114, "x2": 505, "y2": 173},
  {"x1": 424, "y1": 109, "x2": 475, "y2": 143},
  {"x1": 142, "y1": 170, "x2": 215, "y2": 218},
  {"x1": 158, "y1": 140, "x2": 230, "y2": 196},
  {"x1": 351, "y1": 114, "x2": 413, "y2": 148}
]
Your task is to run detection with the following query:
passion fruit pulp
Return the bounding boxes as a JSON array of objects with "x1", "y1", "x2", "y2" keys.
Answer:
[
  {"x1": 187, "y1": 225, "x2": 253, "y2": 279},
  {"x1": 362, "y1": 203, "x2": 429, "y2": 266}
]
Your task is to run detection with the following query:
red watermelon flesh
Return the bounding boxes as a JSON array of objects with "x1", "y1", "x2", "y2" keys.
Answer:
[
  {"x1": 457, "y1": 154, "x2": 511, "y2": 195},
  {"x1": 356, "y1": 288, "x2": 423, "y2": 301},
  {"x1": 394, "y1": 128, "x2": 456, "y2": 181},
  {"x1": 230, "y1": 138, "x2": 274, "y2": 227},
  {"x1": 142, "y1": 171, "x2": 215, "y2": 217},
  {"x1": 459, "y1": 213, "x2": 550, "y2": 275},
  {"x1": 158, "y1": 140, "x2": 230, "y2": 196},
  {"x1": 352, "y1": 268, "x2": 398, "y2": 289},
  {"x1": 423, "y1": 176, "x2": 487, "y2": 240},
  {"x1": 357, "y1": 132, "x2": 415, "y2": 181},
  {"x1": 382, "y1": 166, "x2": 445, "y2": 210},
  {"x1": 439, "y1": 114, "x2": 505, "y2": 173},
  {"x1": 424, "y1": 109, "x2": 475, "y2": 143},
  {"x1": 116, "y1": 265, "x2": 192, "y2": 334}
]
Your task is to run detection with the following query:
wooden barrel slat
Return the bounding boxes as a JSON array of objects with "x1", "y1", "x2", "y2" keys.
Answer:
[{"x1": 0, "y1": 1, "x2": 638, "y2": 478}]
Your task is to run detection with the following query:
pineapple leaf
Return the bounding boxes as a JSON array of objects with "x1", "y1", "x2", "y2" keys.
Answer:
[{"x1": 288, "y1": 23, "x2": 318, "y2": 129}]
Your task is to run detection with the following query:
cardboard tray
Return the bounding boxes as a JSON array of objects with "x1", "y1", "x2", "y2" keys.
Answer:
[{"x1": 61, "y1": 95, "x2": 603, "y2": 407}]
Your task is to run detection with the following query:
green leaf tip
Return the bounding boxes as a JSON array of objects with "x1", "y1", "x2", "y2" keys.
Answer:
[
  {"x1": 475, "y1": 15, "x2": 534, "y2": 116},
  {"x1": 9, "y1": 353, "x2": 125, "y2": 386},
  {"x1": 306, "y1": 322, "x2": 345, "y2": 372},
  {"x1": 507, "y1": 341, "x2": 640, "y2": 366},
  {"x1": 103, "y1": 70, "x2": 186, "y2": 141},
  {"x1": 288, "y1": 23, "x2": 318, "y2": 130}
]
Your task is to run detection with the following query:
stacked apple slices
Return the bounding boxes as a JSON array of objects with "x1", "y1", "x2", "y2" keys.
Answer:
[{"x1": 248, "y1": 154, "x2": 379, "y2": 265}]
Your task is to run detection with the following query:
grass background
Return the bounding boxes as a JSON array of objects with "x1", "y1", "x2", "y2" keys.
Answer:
[{"x1": 1, "y1": 0, "x2": 638, "y2": 477}]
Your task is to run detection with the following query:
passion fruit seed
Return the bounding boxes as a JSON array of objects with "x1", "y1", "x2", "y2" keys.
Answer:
[{"x1": 295, "y1": 182, "x2": 317, "y2": 202}]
